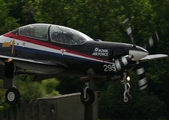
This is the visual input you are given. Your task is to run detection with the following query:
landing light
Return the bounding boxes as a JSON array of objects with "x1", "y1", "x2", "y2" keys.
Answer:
[{"x1": 127, "y1": 76, "x2": 130, "y2": 81}]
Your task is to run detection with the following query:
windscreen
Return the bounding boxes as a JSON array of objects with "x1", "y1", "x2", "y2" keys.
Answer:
[{"x1": 50, "y1": 25, "x2": 93, "y2": 45}]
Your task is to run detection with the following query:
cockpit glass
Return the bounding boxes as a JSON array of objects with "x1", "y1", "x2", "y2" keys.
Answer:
[
  {"x1": 50, "y1": 25, "x2": 93, "y2": 45},
  {"x1": 19, "y1": 24, "x2": 50, "y2": 41}
]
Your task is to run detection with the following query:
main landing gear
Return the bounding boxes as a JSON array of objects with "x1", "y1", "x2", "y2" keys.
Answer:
[
  {"x1": 3, "y1": 60, "x2": 20, "y2": 105},
  {"x1": 5, "y1": 87, "x2": 20, "y2": 105},
  {"x1": 121, "y1": 73, "x2": 132, "y2": 104},
  {"x1": 80, "y1": 82, "x2": 95, "y2": 106},
  {"x1": 3, "y1": 76, "x2": 21, "y2": 105},
  {"x1": 80, "y1": 68, "x2": 95, "y2": 106}
]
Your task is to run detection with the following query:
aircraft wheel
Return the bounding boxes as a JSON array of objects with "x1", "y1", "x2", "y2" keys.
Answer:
[
  {"x1": 5, "y1": 88, "x2": 20, "y2": 105},
  {"x1": 80, "y1": 88, "x2": 95, "y2": 106},
  {"x1": 123, "y1": 92, "x2": 132, "y2": 104}
]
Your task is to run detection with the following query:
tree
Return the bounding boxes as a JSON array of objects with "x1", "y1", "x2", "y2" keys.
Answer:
[
  {"x1": 32, "y1": 0, "x2": 169, "y2": 119},
  {"x1": 16, "y1": 76, "x2": 60, "y2": 102},
  {"x1": 0, "y1": 0, "x2": 19, "y2": 34},
  {"x1": 5, "y1": 0, "x2": 36, "y2": 25},
  {"x1": 0, "y1": 76, "x2": 60, "y2": 111},
  {"x1": 0, "y1": 0, "x2": 169, "y2": 119}
]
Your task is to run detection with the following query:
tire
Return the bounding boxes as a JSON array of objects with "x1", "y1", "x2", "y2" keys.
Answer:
[
  {"x1": 80, "y1": 88, "x2": 95, "y2": 106},
  {"x1": 5, "y1": 88, "x2": 20, "y2": 105},
  {"x1": 123, "y1": 92, "x2": 132, "y2": 104}
]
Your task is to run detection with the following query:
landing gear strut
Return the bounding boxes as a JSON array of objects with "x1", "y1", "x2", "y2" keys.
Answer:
[
  {"x1": 121, "y1": 73, "x2": 132, "y2": 104},
  {"x1": 3, "y1": 60, "x2": 20, "y2": 105}
]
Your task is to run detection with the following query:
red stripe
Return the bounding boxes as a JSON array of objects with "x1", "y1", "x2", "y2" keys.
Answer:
[{"x1": 3, "y1": 32, "x2": 111, "y2": 62}]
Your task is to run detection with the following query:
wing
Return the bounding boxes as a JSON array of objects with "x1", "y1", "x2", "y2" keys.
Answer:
[
  {"x1": 0, "y1": 55, "x2": 67, "y2": 67},
  {"x1": 0, "y1": 55, "x2": 67, "y2": 80},
  {"x1": 140, "y1": 54, "x2": 168, "y2": 62}
]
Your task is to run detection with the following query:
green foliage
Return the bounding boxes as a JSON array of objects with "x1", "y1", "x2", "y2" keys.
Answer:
[
  {"x1": 6, "y1": 0, "x2": 36, "y2": 24},
  {"x1": 0, "y1": 0, "x2": 19, "y2": 34},
  {"x1": 16, "y1": 77, "x2": 60, "y2": 102},
  {"x1": 0, "y1": 0, "x2": 169, "y2": 119},
  {"x1": 57, "y1": 77, "x2": 82, "y2": 94},
  {"x1": 0, "y1": 77, "x2": 60, "y2": 110},
  {"x1": 34, "y1": 0, "x2": 126, "y2": 41},
  {"x1": 41, "y1": 78, "x2": 60, "y2": 95},
  {"x1": 0, "y1": 77, "x2": 60, "y2": 105},
  {"x1": 0, "y1": 80, "x2": 9, "y2": 110},
  {"x1": 98, "y1": 79, "x2": 168, "y2": 119}
]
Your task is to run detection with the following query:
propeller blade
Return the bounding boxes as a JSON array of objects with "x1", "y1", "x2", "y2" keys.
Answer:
[
  {"x1": 123, "y1": 18, "x2": 160, "y2": 90},
  {"x1": 123, "y1": 18, "x2": 135, "y2": 44},
  {"x1": 137, "y1": 31, "x2": 160, "y2": 90},
  {"x1": 136, "y1": 64, "x2": 148, "y2": 90},
  {"x1": 143, "y1": 31, "x2": 159, "y2": 49}
]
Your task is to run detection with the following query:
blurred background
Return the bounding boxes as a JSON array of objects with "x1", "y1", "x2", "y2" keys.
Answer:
[{"x1": 0, "y1": 0, "x2": 169, "y2": 119}]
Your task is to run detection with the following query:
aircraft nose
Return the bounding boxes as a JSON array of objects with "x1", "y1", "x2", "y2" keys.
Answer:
[{"x1": 129, "y1": 45, "x2": 149, "y2": 61}]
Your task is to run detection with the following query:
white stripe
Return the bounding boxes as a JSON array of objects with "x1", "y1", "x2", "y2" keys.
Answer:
[
  {"x1": 138, "y1": 78, "x2": 147, "y2": 86},
  {"x1": 139, "y1": 84, "x2": 148, "y2": 90},
  {"x1": 0, "y1": 36, "x2": 61, "y2": 54},
  {"x1": 149, "y1": 36, "x2": 153, "y2": 47},
  {"x1": 155, "y1": 31, "x2": 159, "y2": 42},
  {"x1": 121, "y1": 56, "x2": 128, "y2": 66},
  {"x1": 0, "y1": 36, "x2": 112, "y2": 64},
  {"x1": 115, "y1": 60, "x2": 121, "y2": 71},
  {"x1": 123, "y1": 18, "x2": 129, "y2": 25},
  {"x1": 127, "y1": 27, "x2": 132, "y2": 35},
  {"x1": 136, "y1": 67, "x2": 144, "y2": 75}
]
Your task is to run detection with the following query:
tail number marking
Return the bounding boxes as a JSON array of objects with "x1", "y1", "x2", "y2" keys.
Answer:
[{"x1": 103, "y1": 64, "x2": 116, "y2": 72}]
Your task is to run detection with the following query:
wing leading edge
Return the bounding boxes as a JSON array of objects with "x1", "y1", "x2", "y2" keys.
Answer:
[{"x1": 0, "y1": 55, "x2": 67, "y2": 74}]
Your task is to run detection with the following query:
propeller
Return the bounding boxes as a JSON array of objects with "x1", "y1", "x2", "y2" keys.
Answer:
[
  {"x1": 123, "y1": 18, "x2": 135, "y2": 44},
  {"x1": 143, "y1": 31, "x2": 159, "y2": 50},
  {"x1": 123, "y1": 18, "x2": 160, "y2": 90},
  {"x1": 136, "y1": 63, "x2": 148, "y2": 90}
]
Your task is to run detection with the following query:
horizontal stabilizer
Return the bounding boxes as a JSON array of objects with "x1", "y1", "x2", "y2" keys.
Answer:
[{"x1": 140, "y1": 54, "x2": 168, "y2": 62}]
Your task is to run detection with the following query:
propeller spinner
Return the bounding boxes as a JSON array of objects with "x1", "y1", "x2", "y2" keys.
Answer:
[{"x1": 129, "y1": 45, "x2": 148, "y2": 61}]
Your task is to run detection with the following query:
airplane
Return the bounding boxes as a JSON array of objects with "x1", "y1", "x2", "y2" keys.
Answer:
[{"x1": 0, "y1": 18, "x2": 167, "y2": 105}]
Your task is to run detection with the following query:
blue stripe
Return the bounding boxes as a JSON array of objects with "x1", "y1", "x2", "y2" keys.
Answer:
[{"x1": 4, "y1": 45, "x2": 103, "y2": 62}]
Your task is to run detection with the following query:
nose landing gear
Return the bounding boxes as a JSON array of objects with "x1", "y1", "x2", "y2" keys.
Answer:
[{"x1": 121, "y1": 73, "x2": 132, "y2": 104}]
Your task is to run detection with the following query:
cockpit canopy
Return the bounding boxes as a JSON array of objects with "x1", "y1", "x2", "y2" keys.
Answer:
[{"x1": 18, "y1": 23, "x2": 94, "y2": 45}]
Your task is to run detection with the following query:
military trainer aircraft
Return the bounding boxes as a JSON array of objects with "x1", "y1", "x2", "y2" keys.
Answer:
[{"x1": 0, "y1": 18, "x2": 167, "y2": 105}]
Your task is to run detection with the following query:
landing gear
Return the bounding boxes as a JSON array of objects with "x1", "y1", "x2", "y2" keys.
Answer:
[
  {"x1": 123, "y1": 92, "x2": 132, "y2": 103},
  {"x1": 80, "y1": 83, "x2": 95, "y2": 106},
  {"x1": 121, "y1": 72, "x2": 132, "y2": 104},
  {"x1": 3, "y1": 60, "x2": 21, "y2": 105},
  {"x1": 80, "y1": 68, "x2": 95, "y2": 106},
  {"x1": 5, "y1": 88, "x2": 20, "y2": 105}
]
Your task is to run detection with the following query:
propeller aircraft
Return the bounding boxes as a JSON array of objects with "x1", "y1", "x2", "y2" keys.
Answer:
[{"x1": 0, "y1": 18, "x2": 167, "y2": 105}]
